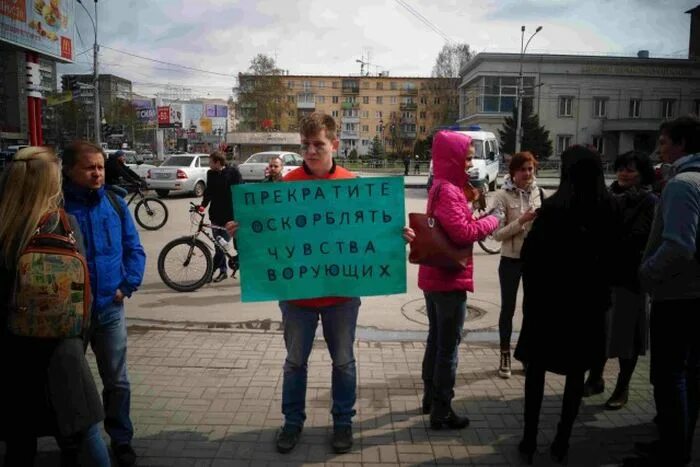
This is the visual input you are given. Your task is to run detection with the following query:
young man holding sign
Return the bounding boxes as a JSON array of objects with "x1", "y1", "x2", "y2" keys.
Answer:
[{"x1": 228, "y1": 113, "x2": 360, "y2": 454}]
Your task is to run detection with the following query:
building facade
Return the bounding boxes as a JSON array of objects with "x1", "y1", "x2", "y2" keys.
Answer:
[
  {"x1": 458, "y1": 52, "x2": 700, "y2": 159},
  {"x1": 236, "y1": 74, "x2": 458, "y2": 157}
]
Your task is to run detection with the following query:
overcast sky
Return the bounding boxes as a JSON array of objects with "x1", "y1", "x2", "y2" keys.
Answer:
[{"x1": 59, "y1": 0, "x2": 697, "y2": 99}]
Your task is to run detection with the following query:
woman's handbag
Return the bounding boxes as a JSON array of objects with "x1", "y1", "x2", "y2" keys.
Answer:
[{"x1": 408, "y1": 183, "x2": 472, "y2": 270}]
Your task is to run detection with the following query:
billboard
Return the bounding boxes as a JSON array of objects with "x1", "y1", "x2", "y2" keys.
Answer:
[
  {"x1": 0, "y1": 0, "x2": 75, "y2": 62},
  {"x1": 133, "y1": 99, "x2": 155, "y2": 123},
  {"x1": 204, "y1": 104, "x2": 228, "y2": 118},
  {"x1": 157, "y1": 104, "x2": 183, "y2": 128}
]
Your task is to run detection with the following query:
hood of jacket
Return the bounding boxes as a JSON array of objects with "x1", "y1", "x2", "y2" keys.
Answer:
[
  {"x1": 673, "y1": 153, "x2": 700, "y2": 174},
  {"x1": 431, "y1": 130, "x2": 471, "y2": 188},
  {"x1": 63, "y1": 179, "x2": 105, "y2": 206}
]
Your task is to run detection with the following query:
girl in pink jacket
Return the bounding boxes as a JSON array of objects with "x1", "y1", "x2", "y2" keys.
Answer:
[{"x1": 418, "y1": 130, "x2": 500, "y2": 429}]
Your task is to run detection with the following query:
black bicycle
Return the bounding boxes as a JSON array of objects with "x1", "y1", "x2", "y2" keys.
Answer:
[
  {"x1": 157, "y1": 203, "x2": 239, "y2": 292},
  {"x1": 122, "y1": 184, "x2": 169, "y2": 231}
]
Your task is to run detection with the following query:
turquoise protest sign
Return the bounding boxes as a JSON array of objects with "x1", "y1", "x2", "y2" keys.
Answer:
[{"x1": 232, "y1": 177, "x2": 407, "y2": 302}]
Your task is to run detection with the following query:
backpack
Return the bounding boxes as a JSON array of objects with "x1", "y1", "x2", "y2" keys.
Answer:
[
  {"x1": 676, "y1": 166, "x2": 700, "y2": 263},
  {"x1": 7, "y1": 209, "x2": 91, "y2": 338},
  {"x1": 105, "y1": 188, "x2": 125, "y2": 219}
]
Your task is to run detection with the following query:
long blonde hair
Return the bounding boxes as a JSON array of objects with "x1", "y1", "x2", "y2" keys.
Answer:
[{"x1": 0, "y1": 147, "x2": 62, "y2": 265}]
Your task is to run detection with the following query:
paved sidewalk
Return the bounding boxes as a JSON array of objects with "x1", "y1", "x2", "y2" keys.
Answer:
[{"x1": 8, "y1": 325, "x2": 698, "y2": 467}]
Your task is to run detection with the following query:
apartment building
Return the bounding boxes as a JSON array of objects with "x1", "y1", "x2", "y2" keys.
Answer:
[{"x1": 237, "y1": 74, "x2": 458, "y2": 157}]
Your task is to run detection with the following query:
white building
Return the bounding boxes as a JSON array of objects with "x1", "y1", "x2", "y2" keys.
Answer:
[{"x1": 458, "y1": 52, "x2": 700, "y2": 159}]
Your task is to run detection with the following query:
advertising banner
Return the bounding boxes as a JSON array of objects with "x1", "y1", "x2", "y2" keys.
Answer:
[
  {"x1": 199, "y1": 118, "x2": 212, "y2": 134},
  {"x1": 133, "y1": 99, "x2": 155, "y2": 123},
  {"x1": 157, "y1": 105, "x2": 183, "y2": 128},
  {"x1": 45, "y1": 90, "x2": 72, "y2": 106},
  {"x1": 232, "y1": 177, "x2": 407, "y2": 302},
  {"x1": 0, "y1": 0, "x2": 75, "y2": 62},
  {"x1": 157, "y1": 106, "x2": 170, "y2": 128}
]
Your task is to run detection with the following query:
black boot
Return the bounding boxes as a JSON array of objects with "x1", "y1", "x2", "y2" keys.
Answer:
[
  {"x1": 429, "y1": 402, "x2": 470, "y2": 430},
  {"x1": 605, "y1": 380, "x2": 629, "y2": 410},
  {"x1": 421, "y1": 383, "x2": 433, "y2": 415},
  {"x1": 582, "y1": 376, "x2": 604, "y2": 397},
  {"x1": 518, "y1": 438, "x2": 537, "y2": 465},
  {"x1": 550, "y1": 425, "x2": 569, "y2": 464}
]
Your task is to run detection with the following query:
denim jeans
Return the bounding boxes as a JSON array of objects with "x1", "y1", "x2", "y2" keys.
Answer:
[
  {"x1": 3, "y1": 423, "x2": 110, "y2": 467},
  {"x1": 91, "y1": 302, "x2": 133, "y2": 446},
  {"x1": 214, "y1": 230, "x2": 230, "y2": 274},
  {"x1": 498, "y1": 257, "x2": 523, "y2": 350},
  {"x1": 650, "y1": 298, "x2": 700, "y2": 465},
  {"x1": 421, "y1": 291, "x2": 467, "y2": 406},
  {"x1": 279, "y1": 298, "x2": 360, "y2": 428}
]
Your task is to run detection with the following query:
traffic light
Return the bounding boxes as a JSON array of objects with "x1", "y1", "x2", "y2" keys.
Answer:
[
  {"x1": 101, "y1": 123, "x2": 112, "y2": 137},
  {"x1": 64, "y1": 75, "x2": 79, "y2": 91}
]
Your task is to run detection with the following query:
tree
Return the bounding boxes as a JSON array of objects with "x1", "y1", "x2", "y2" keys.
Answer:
[
  {"x1": 498, "y1": 99, "x2": 553, "y2": 159},
  {"x1": 368, "y1": 136, "x2": 385, "y2": 159},
  {"x1": 428, "y1": 43, "x2": 473, "y2": 127},
  {"x1": 431, "y1": 43, "x2": 473, "y2": 78},
  {"x1": 236, "y1": 54, "x2": 292, "y2": 132},
  {"x1": 348, "y1": 148, "x2": 358, "y2": 161}
]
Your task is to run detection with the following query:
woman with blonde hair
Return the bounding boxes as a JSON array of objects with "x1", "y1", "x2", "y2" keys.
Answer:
[{"x1": 0, "y1": 147, "x2": 109, "y2": 466}]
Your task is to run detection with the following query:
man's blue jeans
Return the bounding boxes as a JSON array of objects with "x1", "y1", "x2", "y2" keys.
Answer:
[
  {"x1": 279, "y1": 298, "x2": 360, "y2": 428},
  {"x1": 650, "y1": 298, "x2": 700, "y2": 466},
  {"x1": 422, "y1": 291, "x2": 467, "y2": 406},
  {"x1": 91, "y1": 302, "x2": 133, "y2": 446}
]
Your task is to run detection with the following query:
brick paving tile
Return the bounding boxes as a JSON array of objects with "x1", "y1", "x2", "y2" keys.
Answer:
[{"x1": 7, "y1": 328, "x2": 700, "y2": 467}]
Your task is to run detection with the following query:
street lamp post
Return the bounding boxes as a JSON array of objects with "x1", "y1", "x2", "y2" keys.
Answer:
[
  {"x1": 77, "y1": 0, "x2": 100, "y2": 146},
  {"x1": 515, "y1": 25, "x2": 542, "y2": 154}
]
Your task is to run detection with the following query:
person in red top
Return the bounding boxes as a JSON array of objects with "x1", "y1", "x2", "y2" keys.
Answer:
[{"x1": 227, "y1": 112, "x2": 366, "y2": 455}]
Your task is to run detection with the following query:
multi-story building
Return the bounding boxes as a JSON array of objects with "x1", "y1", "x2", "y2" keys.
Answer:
[
  {"x1": 236, "y1": 73, "x2": 458, "y2": 157},
  {"x1": 61, "y1": 73, "x2": 132, "y2": 119},
  {"x1": 458, "y1": 52, "x2": 699, "y2": 160}
]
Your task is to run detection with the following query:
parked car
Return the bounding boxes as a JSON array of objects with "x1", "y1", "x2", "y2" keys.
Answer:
[
  {"x1": 238, "y1": 151, "x2": 303, "y2": 181},
  {"x1": 146, "y1": 153, "x2": 210, "y2": 198}
]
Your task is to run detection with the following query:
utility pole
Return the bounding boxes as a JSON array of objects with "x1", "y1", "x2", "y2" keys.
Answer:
[
  {"x1": 93, "y1": 0, "x2": 100, "y2": 146},
  {"x1": 515, "y1": 25, "x2": 542, "y2": 154}
]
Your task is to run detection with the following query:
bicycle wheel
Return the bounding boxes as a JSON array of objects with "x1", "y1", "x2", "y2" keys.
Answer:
[
  {"x1": 158, "y1": 237, "x2": 213, "y2": 292},
  {"x1": 473, "y1": 192, "x2": 502, "y2": 255},
  {"x1": 134, "y1": 197, "x2": 169, "y2": 230}
]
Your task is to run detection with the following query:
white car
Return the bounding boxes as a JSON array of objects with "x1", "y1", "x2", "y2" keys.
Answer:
[
  {"x1": 146, "y1": 153, "x2": 210, "y2": 198},
  {"x1": 455, "y1": 129, "x2": 501, "y2": 191},
  {"x1": 126, "y1": 162, "x2": 156, "y2": 181},
  {"x1": 238, "y1": 151, "x2": 303, "y2": 181}
]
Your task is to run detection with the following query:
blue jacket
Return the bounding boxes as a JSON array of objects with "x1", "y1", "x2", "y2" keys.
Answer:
[
  {"x1": 63, "y1": 181, "x2": 146, "y2": 317},
  {"x1": 640, "y1": 153, "x2": 700, "y2": 300}
]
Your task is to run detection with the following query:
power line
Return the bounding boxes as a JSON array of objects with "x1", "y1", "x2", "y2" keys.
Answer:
[
  {"x1": 99, "y1": 45, "x2": 236, "y2": 78},
  {"x1": 394, "y1": 0, "x2": 452, "y2": 43}
]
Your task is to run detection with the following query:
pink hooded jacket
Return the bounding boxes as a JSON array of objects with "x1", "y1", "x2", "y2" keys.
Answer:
[{"x1": 418, "y1": 131, "x2": 500, "y2": 292}]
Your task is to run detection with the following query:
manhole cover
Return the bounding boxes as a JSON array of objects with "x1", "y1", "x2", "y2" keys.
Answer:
[{"x1": 401, "y1": 298, "x2": 486, "y2": 327}]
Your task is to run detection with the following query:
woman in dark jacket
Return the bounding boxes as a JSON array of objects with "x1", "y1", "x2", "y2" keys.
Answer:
[
  {"x1": 0, "y1": 148, "x2": 109, "y2": 466},
  {"x1": 514, "y1": 146, "x2": 620, "y2": 464},
  {"x1": 583, "y1": 151, "x2": 656, "y2": 409}
]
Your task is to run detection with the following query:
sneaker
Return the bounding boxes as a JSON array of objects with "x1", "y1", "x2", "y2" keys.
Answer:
[
  {"x1": 112, "y1": 443, "x2": 137, "y2": 467},
  {"x1": 498, "y1": 351, "x2": 512, "y2": 379},
  {"x1": 212, "y1": 270, "x2": 227, "y2": 283},
  {"x1": 276, "y1": 425, "x2": 302, "y2": 454},
  {"x1": 331, "y1": 425, "x2": 353, "y2": 453}
]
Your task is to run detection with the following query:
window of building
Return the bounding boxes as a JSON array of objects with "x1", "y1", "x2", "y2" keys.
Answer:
[
  {"x1": 344, "y1": 96, "x2": 356, "y2": 103},
  {"x1": 557, "y1": 135, "x2": 573, "y2": 155},
  {"x1": 318, "y1": 81, "x2": 325, "y2": 88},
  {"x1": 661, "y1": 99, "x2": 675, "y2": 119},
  {"x1": 420, "y1": 125, "x2": 426, "y2": 133},
  {"x1": 287, "y1": 81, "x2": 294, "y2": 89},
  {"x1": 420, "y1": 96, "x2": 427, "y2": 105},
  {"x1": 303, "y1": 80, "x2": 311, "y2": 91},
  {"x1": 332, "y1": 110, "x2": 339, "y2": 117},
  {"x1": 419, "y1": 111, "x2": 426, "y2": 119},
  {"x1": 390, "y1": 81, "x2": 397, "y2": 90},
  {"x1": 287, "y1": 95, "x2": 295, "y2": 103},
  {"x1": 363, "y1": 96, "x2": 369, "y2": 104},
  {"x1": 288, "y1": 111, "x2": 295, "y2": 118},
  {"x1": 361, "y1": 110, "x2": 369, "y2": 118},
  {"x1": 478, "y1": 76, "x2": 529, "y2": 113},
  {"x1": 376, "y1": 125, "x2": 382, "y2": 132},
  {"x1": 375, "y1": 111, "x2": 382, "y2": 118},
  {"x1": 390, "y1": 111, "x2": 396, "y2": 119},
  {"x1": 376, "y1": 96, "x2": 383, "y2": 104},
  {"x1": 558, "y1": 96, "x2": 573, "y2": 117},
  {"x1": 592, "y1": 136, "x2": 604, "y2": 155},
  {"x1": 362, "y1": 139, "x2": 370, "y2": 146},
  {"x1": 332, "y1": 81, "x2": 339, "y2": 89},
  {"x1": 376, "y1": 82, "x2": 383, "y2": 90},
  {"x1": 390, "y1": 96, "x2": 397, "y2": 104},
  {"x1": 434, "y1": 97, "x2": 441, "y2": 105},
  {"x1": 332, "y1": 96, "x2": 339, "y2": 104},
  {"x1": 629, "y1": 99, "x2": 641, "y2": 118},
  {"x1": 316, "y1": 95, "x2": 325, "y2": 104},
  {"x1": 593, "y1": 97, "x2": 607, "y2": 118},
  {"x1": 362, "y1": 125, "x2": 369, "y2": 132}
]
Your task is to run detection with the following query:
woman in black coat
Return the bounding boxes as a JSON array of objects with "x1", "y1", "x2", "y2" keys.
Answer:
[
  {"x1": 514, "y1": 146, "x2": 620, "y2": 464},
  {"x1": 584, "y1": 151, "x2": 657, "y2": 410}
]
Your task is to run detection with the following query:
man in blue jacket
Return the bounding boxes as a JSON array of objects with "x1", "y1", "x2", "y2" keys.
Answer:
[
  {"x1": 62, "y1": 141, "x2": 146, "y2": 467},
  {"x1": 630, "y1": 117, "x2": 700, "y2": 467}
]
